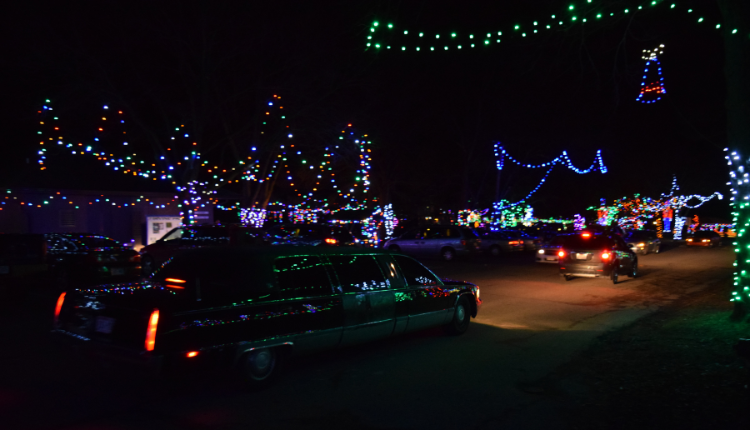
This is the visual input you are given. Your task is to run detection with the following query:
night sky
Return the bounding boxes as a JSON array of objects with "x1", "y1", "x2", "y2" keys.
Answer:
[{"x1": 2, "y1": 0, "x2": 732, "y2": 221}]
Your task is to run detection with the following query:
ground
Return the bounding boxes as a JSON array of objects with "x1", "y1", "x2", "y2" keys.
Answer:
[{"x1": 559, "y1": 277, "x2": 750, "y2": 429}]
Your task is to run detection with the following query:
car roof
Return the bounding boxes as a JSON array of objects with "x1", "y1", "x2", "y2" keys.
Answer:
[{"x1": 176, "y1": 245, "x2": 393, "y2": 262}]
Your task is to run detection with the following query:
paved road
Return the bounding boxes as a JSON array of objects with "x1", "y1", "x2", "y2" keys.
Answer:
[{"x1": 0, "y1": 246, "x2": 733, "y2": 430}]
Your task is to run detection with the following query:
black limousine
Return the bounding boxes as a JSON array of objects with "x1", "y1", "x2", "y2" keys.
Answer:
[{"x1": 53, "y1": 246, "x2": 481, "y2": 386}]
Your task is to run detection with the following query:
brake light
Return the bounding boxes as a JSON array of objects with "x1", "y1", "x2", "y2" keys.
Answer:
[
  {"x1": 129, "y1": 254, "x2": 141, "y2": 263},
  {"x1": 558, "y1": 250, "x2": 565, "y2": 258},
  {"x1": 461, "y1": 240, "x2": 467, "y2": 246},
  {"x1": 145, "y1": 309, "x2": 159, "y2": 351},
  {"x1": 165, "y1": 278, "x2": 186, "y2": 283},
  {"x1": 601, "y1": 252, "x2": 611, "y2": 260},
  {"x1": 582, "y1": 232, "x2": 591, "y2": 238},
  {"x1": 186, "y1": 351, "x2": 199, "y2": 358},
  {"x1": 324, "y1": 238, "x2": 337, "y2": 245},
  {"x1": 54, "y1": 292, "x2": 66, "y2": 325}
]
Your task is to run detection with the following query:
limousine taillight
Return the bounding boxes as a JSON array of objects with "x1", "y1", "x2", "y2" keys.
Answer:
[
  {"x1": 145, "y1": 309, "x2": 159, "y2": 352},
  {"x1": 53, "y1": 292, "x2": 66, "y2": 325}
]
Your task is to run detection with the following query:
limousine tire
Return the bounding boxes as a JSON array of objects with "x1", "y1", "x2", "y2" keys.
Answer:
[
  {"x1": 444, "y1": 296, "x2": 470, "y2": 335},
  {"x1": 239, "y1": 347, "x2": 280, "y2": 388}
]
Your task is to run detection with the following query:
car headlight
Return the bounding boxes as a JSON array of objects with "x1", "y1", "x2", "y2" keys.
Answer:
[
  {"x1": 702, "y1": 239, "x2": 709, "y2": 242},
  {"x1": 637, "y1": 242, "x2": 645, "y2": 248},
  {"x1": 538, "y1": 249, "x2": 544, "y2": 254},
  {"x1": 687, "y1": 238, "x2": 693, "y2": 242}
]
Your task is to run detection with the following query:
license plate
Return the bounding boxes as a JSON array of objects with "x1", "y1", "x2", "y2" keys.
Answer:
[
  {"x1": 111, "y1": 267, "x2": 125, "y2": 276},
  {"x1": 95, "y1": 316, "x2": 115, "y2": 334},
  {"x1": 546, "y1": 257, "x2": 557, "y2": 261},
  {"x1": 575, "y1": 253, "x2": 588, "y2": 260},
  {"x1": 0, "y1": 266, "x2": 9, "y2": 275}
]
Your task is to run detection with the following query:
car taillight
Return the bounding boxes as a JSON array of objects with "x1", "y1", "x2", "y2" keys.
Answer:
[
  {"x1": 461, "y1": 240, "x2": 467, "y2": 246},
  {"x1": 509, "y1": 241, "x2": 520, "y2": 245},
  {"x1": 558, "y1": 250, "x2": 565, "y2": 258},
  {"x1": 325, "y1": 238, "x2": 337, "y2": 245},
  {"x1": 54, "y1": 292, "x2": 66, "y2": 325},
  {"x1": 129, "y1": 254, "x2": 141, "y2": 263},
  {"x1": 186, "y1": 351, "x2": 199, "y2": 358},
  {"x1": 145, "y1": 309, "x2": 159, "y2": 351},
  {"x1": 601, "y1": 252, "x2": 611, "y2": 260}
]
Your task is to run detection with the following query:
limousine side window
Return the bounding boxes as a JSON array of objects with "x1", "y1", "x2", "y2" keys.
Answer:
[
  {"x1": 328, "y1": 255, "x2": 389, "y2": 293},
  {"x1": 274, "y1": 256, "x2": 333, "y2": 299},
  {"x1": 392, "y1": 255, "x2": 441, "y2": 286}
]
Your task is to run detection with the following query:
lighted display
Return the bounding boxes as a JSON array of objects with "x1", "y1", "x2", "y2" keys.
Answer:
[{"x1": 636, "y1": 45, "x2": 667, "y2": 104}]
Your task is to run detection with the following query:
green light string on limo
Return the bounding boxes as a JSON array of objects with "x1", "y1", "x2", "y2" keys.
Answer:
[{"x1": 365, "y1": 2, "x2": 745, "y2": 53}]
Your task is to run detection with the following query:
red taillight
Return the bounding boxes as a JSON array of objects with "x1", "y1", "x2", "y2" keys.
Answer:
[
  {"x1": 165, "y1": 278, "x2": 186, "y2": 283},
  {"x1": 129, "y1": 254, "x2": 141, "y2": 263},
  {"x1": 509, "y1": 241, "x2": 520, "y2": 245},
  {"x1": 54, "y1": 292, "x2": 66, "y2": 325},
  {"x1": 461, "y1": 240, "x2": 467, "y2": 246},
  {"x1": 582, "y1": 232, "x2": 591, "y2": 238},
  {"x1": 601, "y1": 252, "x2": 611, "y2": 260},
  {"x1": 325, "y1": 238, "x2": 337, "y2": 245},
  {"x1": 145, "y1": 309, "x2": 159, "y2": 351},
  {"x1": 558, "y1": 250, "x2": 565, "y2": 258},
  {"x1": 186, "y1": 351, "x2": 199, "y2": 358}
]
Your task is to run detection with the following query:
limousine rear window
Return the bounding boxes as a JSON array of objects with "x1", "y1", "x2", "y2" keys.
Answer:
[
  {"x1": 153, "y1": 252, "x2": 272, "y2": 302},
  {"x1": 274, "y1": 256, "x2": 333, "y2": 298}
]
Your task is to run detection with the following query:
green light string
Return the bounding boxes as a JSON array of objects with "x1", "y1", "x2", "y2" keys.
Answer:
[{"x1": 366, "y1": 2, "x2": 744, "y2": 53}]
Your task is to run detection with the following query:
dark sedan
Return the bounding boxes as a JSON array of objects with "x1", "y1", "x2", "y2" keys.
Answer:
[
  {"x1": 559, "y1": 231, "x2": 638, "y2": 284},
  {"x1": 686, "y1": 230, "x2": 722, "y2": 247},
  {"x1": 45, "y1": 233, "x2": 141, "y2": 288},
  {"x1": 52, "y1": 246, "x2": 481, "y2": 387}
]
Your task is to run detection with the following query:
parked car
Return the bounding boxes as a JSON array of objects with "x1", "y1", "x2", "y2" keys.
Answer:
[
  {"x1": 383, "y1": 225, "x2": 481, "y2": 261},
  {"x1": 686, "y1": 230, "x2": 722, "y2": 247},
  {"x1": 140, "y1": 225, "x2": 269, "y2": 274},
  {"x1": 623, "y1": 230, "x2": 661, "y2": 254},
  {"x1": 52, "y1": 246, "x2": 481, "y2": 386},
  {"x1": 476, "y1": 230, "x2": 523, "y2": 256},
  {"x1": 45, "y1": 233, "x2": 141, "y2": 288},
  {"x1": 500, "y1": 230, "x2": 541, "y2": 251},
  {"x1": 266, "y1": 223, "x2": 359, "y2": 247},
  {"x1": 535, "y1": 235, "x2": 567, "y2": 263},
  {"x1": 558, "y1": 231, "x2": 638, "y2": 284}
]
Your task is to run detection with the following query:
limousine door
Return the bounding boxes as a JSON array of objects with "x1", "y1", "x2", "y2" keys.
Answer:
[
  {"x1": 391, "y1": 255, "x2": 455, "y2": 332},
  {"x1": 274, "y1": 256, "x2": 345, "y2": 354},
  {"x1": 328, "y1": 255, "x2": 396, "y2": 346}
]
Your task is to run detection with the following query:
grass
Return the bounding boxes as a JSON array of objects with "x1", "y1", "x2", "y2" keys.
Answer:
[{"x1": 563, "y1": 278, "x2": 750, "y2": 430}]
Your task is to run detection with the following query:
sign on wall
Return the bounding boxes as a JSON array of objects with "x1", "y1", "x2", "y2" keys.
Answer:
[{"x1": 146, "y1": 216, "x2": 182, "y2": 245}]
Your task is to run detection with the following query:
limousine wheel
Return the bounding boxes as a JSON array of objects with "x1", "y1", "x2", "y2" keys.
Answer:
[
  {"x1": 444, "y1": 296, "x2": 470, "y2": 335},
  {"x1": 240, "y1": 348, "x2": 279, "y2": 386}
]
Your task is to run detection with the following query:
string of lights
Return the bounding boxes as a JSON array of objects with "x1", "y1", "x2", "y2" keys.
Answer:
[
  {"x1": 365, "y1": 2, "x2": 744, "y2": 53},
  {"x1": 1, "y1": 189, "x2": 176, "y2": 211},
  {"x1": 725, "y1": 147, "x2": 750, "y2": 308},
  {"x1": 492, "y1": 144, "x2": 607, "y2": 213}
]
